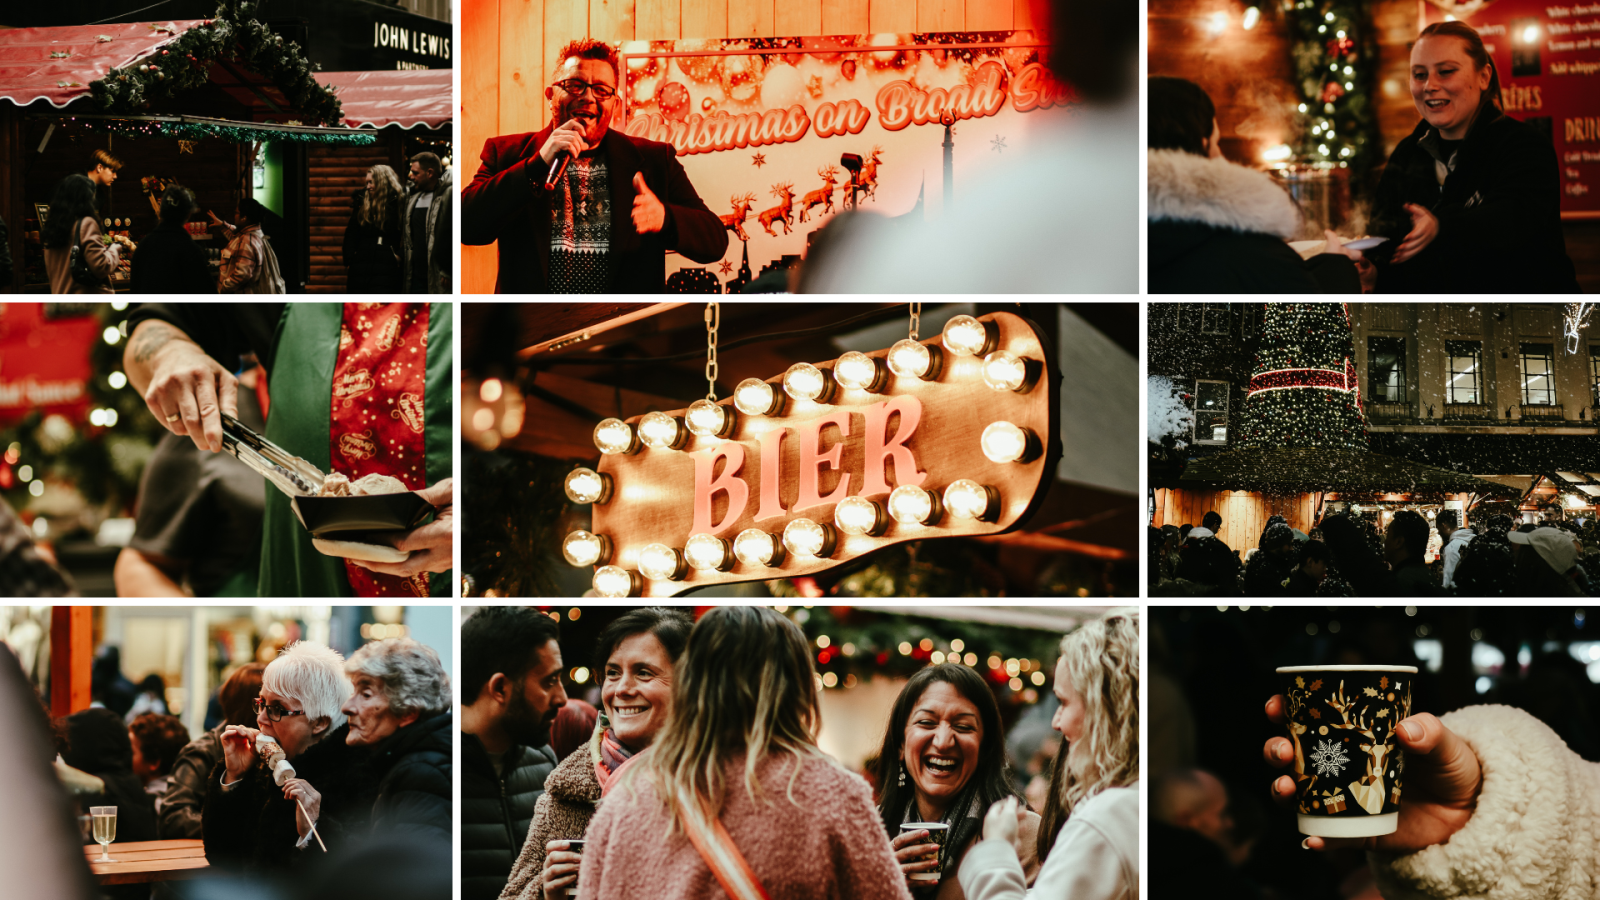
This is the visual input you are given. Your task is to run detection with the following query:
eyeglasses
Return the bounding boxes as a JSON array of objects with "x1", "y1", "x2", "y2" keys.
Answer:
[
  {"x1": 553, "y1": 79, "x2": 617, "y2": 100},
  {"x1": 254, "y1": 698, "x2": 307, "y2": 723}
]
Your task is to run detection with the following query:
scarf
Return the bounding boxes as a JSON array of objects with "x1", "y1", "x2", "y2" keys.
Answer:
[
  {"x1": 591, "y1": 715, "x2": 638, "y2": 797},
  {"x1": 898, "y1": 785, "x2": 984, "y2": 882}
]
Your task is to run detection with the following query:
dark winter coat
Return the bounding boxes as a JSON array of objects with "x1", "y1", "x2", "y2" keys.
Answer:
[
  {"x1": 461, "y1": 731, "x2": 558, "y2": 900},
  {"x1": 60, "y1": 708, "x2": 159, "y2": 844},
  {"x1": 462, "y1": 126, "x2": 728, "y2": 293},
  {"x1": 129, "y1": 219, "x2": 214, "y2": 294},
  {"x1": 1175, "y1": 536, "x2": 1241, "y2": 595},
  {"x1": 1370, "y1": 110, "x2": 1579, "y2": 294},
  {"x1": 1391, "y1": 558, "x2": 1437, "y2": 596},
  {"x1": 369, "y1": 710, "x2": 452, "y2": 841},
  {"x1": 159, "y1": 724, "x2": 224, "y2": 839},
  {"x1": 1240, "y1": 549, "x2": 1294, "y2": 597},
  {"x1": 1148, "y1": 149, "x2": 1360, "y2": 294},
  {"x1": 342, "y1": 192, "x2": 403, "y2": 294},
  {"x1": 201, "y1": 723, "x2": 378, "y2": 876},
  {"x1": 1453, "y1": 530, "x2": 1516, "y2": 596}
]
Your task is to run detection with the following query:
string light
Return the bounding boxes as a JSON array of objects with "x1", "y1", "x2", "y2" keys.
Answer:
[
  {"x1": 594, "y1": 418, "x2": 638, "y2": 455},
  {"x1": 782, "y1": 518, "x2": 836, "y2": 558},
  {"x1": 834, "y1": 496, "x2": 886, "y2": 536},
  {"x1": 593, "y1": 566, "x2": 639, "y2": 598},
  {"x1": 733, "y1": 528, "x2": 785, "y2": 567},
  {"x1": 887, "y1": 484, "x2": 942, "y2": 525},
  {"x1": 562, "y1": 531, "x2": 610, "y2": 567},
  {"x1": 564, "y1": 467, "x2": 612, "y2": 504},
  {"x1": 734, "y1": 378, "x2": 783, "y2": 416},
  {"x1": 944, "y1": 480, "x2": 999, "y2": 521}
]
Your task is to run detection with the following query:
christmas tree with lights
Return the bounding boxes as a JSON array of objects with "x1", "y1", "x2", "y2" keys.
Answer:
[{"x1": 1235, "y1": 303, "x2": 1369, "y2": 451}]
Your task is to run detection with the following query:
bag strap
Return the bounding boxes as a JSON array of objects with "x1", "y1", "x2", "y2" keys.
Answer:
[{"x1": 679, "y1": 802, "x2": 771, "y2": 900}]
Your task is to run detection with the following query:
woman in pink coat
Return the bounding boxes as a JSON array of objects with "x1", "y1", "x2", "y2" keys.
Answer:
[{"x1": 575, "y1": 606, "x2": 912, "y2": 900}]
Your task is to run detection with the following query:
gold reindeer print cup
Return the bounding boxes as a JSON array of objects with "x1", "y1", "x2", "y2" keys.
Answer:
[{"x1": 1277, "y1": 665, "x2": 1416, "y2": 838}]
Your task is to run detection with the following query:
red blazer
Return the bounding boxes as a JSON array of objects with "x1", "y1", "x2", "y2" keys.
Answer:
[{"x1": 461, "y1": 125, "x2": 728, "y2": 293}]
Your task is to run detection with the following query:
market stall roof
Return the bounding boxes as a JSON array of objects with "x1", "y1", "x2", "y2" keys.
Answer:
[
  {"x1": 1179, "y1": 448, "x2": 1521, "y2": 495},
  {"x1": 0, "y1": 20, "x2": 202, "y2": 109},
  {"x1": 313, "y1": 70, "x2": 452, "y2": 130}
]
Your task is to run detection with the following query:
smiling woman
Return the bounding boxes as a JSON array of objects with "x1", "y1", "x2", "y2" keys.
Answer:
[{"x1": 874, "y1": 665, "x2": 1041, "y2": 899}]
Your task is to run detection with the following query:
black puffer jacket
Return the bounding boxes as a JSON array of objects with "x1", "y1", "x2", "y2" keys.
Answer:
[
  {"x1": 1148, "y1": 148, "x2": 1360, "y2": 293},
  {"x1": 60, "y1": 708, "x2": 159, "y2": 844},
  {"x1": 461, "y1": 732, "x2": 557, "y2": 900},
  {"x1": 201, "y1": 723, "x2": 378, "y2": 875},
  {"x1": 1370, "y1": 110, "x2": 1579, "y2": 294},
  {"x1": 369, "y1": 711, "x2": 452, "y2": 840}
]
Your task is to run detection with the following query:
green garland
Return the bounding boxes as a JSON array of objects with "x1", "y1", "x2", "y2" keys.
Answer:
[
  {"x1": 1287, "y1": 0, "x2": 1380, "y2": 173},
  {"x1": 74, "y1": 117, "x2": 375, "y2": 145},
  {"x1": 88, "y1": 0, "x2": 343, "y2": 127}
]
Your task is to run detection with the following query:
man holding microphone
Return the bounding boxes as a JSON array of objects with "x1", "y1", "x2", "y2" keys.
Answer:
[{"x1": 461, "y1": 39, "x2": 727, "y2": 293}]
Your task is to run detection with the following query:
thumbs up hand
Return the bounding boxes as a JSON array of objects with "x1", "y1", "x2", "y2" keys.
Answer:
[{"x1": 632, "y1": 172, "x2": 666, "y2": 234}]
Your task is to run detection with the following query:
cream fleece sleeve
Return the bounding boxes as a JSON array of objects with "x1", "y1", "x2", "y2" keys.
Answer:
[
  {"x1": 958, "y1": 787, "x2": 1139, "y2": 900},
  {"x1": 1370, "y1": 704, "x2": 1600, "y2": 900}
]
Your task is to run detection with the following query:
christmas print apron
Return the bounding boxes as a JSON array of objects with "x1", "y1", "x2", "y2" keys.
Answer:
[{"x1": 258, "y1": 303, "x2": 452, "y2": 597}]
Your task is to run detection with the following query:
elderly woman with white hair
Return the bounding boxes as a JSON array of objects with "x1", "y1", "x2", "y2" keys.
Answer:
[
  {"x1": 202, "y1": 641, "x2": 372, "y2": 874},
  {"x1": 343, "y1": 637, "x2": 452, "y2": 839}
]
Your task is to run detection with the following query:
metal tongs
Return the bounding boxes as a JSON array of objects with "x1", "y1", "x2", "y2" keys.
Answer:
[{"x1": 220, "y1": 413, "x2": 326, "y2": 498}]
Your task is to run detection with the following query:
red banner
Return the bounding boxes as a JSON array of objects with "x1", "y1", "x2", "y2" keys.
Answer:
[{"x1": 0, "y1": 303, "x2": 100, "y2": 425}]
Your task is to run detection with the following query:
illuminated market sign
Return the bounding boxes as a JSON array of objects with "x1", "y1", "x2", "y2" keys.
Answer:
[{"x1": 560, "y1": 311, "x2": 1060, "y2": 598}]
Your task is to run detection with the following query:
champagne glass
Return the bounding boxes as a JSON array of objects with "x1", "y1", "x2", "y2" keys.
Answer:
[{"x1": 90, "y1": 806, "x2": 117, "y2": 862}]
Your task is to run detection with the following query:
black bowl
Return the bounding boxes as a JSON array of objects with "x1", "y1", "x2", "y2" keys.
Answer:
[{"x1": 291, "y1": 492, "x2": 433, "y2": 538}]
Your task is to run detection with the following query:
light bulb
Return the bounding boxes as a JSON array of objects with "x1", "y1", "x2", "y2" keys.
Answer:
[
  {"x1": 733, "y1": 528, "x2": 785, "y2": 567},
  {"x1": 638, "y1": 543, "x2": 687, "y2": 581},
  {"x1": 888, "y1": 484, "x2": 942, "y2": 525},
  {"x1": 684, "y1": 533, "x2": 733, "y2": 571},
  {"x1": 638, "y1": 411, "x2": 687, "y2": 450},
  {"x1": 563, "y1": 467, "x2": 612, "y2": 504},
  {"x1": 783, "y1": 362, "x2": 833, "y2": 403},
  {"x1": 944, "y1": 479, "x2": 999, "y2": 521},
  {"x1": 594, "y1": 418, "x2": 638, "y2": 455},
  {"x1": 734, "y1": 378, "x2": 782, "y2": 416},
  {"x1": 686, "y1": 399, "x2": 734, "y2": 438},
  {"x1": 981, "y1": 351, "x2": 1031, "y2": 393},
  {"x1": 833, "y1": 351, "x2": 885, "y2": 392},
  {"x1": 942, "y1": 315, "x2": 993, "y2": 357},
  {"x1": 562, "y1": 530, "x2": 610, "y2": 566},
  {"x1": 593, "y1": 565, "x2": 638, "y2": 598},
  {"x1": 887, "y1": 339, "x2": 939, "y2": 380},
  {"x1": 981, "y1": 421, "x2": 1037, "y2": 463},
  {"x1": 834, "y1": 495, "x2": 886, "y2": 536},
  {"x1": 782, "y1": 518, "x2": 836, "y2": 558}
]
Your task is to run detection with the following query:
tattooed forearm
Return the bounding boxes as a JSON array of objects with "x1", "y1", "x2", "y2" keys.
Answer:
[{"x1": 128, "y1": 320, "x2": 190, "y2": 366}]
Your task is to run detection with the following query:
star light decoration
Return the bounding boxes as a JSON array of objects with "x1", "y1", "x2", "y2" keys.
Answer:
[{"x1": 1235, "y1": 303, "x2": 1370, "y2": 452}]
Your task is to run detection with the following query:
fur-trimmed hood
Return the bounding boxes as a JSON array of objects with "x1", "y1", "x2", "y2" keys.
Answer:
[{"x1": 1148, "y1": 148, "x2": 1301, "y2": 239}]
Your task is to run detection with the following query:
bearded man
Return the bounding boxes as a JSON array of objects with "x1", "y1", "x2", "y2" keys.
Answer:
[
  {"x1": 461, "y1": 38, "x2": 727, "y2": 292},
  {"x1": 460, "y1": 607, "x2": 568, "y2": 900}
]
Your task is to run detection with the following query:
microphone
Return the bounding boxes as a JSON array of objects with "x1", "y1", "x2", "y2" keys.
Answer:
[{"x1": 544, "y1": 151, "x2": 571, "y2": 191}]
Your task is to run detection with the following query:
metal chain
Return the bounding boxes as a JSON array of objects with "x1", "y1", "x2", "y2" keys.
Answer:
[
  {"x1": 705, "y1": 302, "x2": 720, "y2": 400},
  {"x1": 909, "y1": 302, "x2": 921, "y2": 340}
]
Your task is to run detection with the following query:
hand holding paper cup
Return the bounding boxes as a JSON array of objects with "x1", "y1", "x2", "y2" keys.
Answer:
[
  {"x1": 1275, "y1": 665, "x2": 1415, "y2": 838},
  {"x1": 896, "y1": 822, "x2": 948, "y2": 885}
]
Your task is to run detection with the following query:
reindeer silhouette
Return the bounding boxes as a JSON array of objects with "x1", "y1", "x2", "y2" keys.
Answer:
[
  {"x1": 859, "y1": 146, "x2": 884, "y2": 201},
  {"x1": 1346, "y1": 703, "x2": 1394, "y2": 815},
  {"x1": 798, "y1": 165, "x2": 840, "y2": 223},
  {"x1": 757, "y1": 182, "x2": 796, "y2": 236},
  {"x1": 721, "y1": 192, "x2": 757, "y2": 242}
]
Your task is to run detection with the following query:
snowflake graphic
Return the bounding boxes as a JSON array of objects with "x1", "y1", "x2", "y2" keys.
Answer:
[
  {"x1": 990, "y1": 134, "x2": 1008, "y2": 154},
  {"x1": 1309, "y1": 739, "x2": 1350, "y2": 778}
]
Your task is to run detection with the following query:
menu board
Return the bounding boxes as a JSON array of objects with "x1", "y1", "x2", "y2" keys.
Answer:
[{"x1": 1436, "y1": 0, "x2": 1600, "y2": 217}]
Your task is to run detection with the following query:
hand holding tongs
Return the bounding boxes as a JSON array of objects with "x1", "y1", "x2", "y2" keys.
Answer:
[{"x1": 220, "y1": 413, "x2": 326, "y2": 498}]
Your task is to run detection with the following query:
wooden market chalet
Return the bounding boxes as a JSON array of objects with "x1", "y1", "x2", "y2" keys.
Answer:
[{"x1": 0, "y1": 2, "x2": 451, "y2": 292}]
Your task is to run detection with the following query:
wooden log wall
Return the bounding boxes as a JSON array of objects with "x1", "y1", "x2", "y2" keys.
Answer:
[
  {"x1": 461, "y1": 0, "x2": 1042, "y2": 293},
  {"x1": 1153, "y1": 487, "x2": 1319, "y2": 552},
  {"x1": 307, "y1": 142, "x2": 401, "y2": 293}
]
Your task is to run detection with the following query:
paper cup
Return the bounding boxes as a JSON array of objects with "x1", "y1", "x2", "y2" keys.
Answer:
[
  {"x1": 899, "y1": 822, "x2": 948, "y2": 883},
  {"x1": 1277, "y1": 665, "x2": 1416, "y2": 838}
]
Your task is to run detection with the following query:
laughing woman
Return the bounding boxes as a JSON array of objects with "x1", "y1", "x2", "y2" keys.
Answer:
[
  {"x1": 877, "y1": 665, "x2": 1040, "y2": 898},
  {"x1": 1365, "y1": 21, "x2": 1578, "y2": 293}
]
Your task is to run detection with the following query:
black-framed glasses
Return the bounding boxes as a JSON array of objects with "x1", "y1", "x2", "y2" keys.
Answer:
[
  {"x1": 553, "y1": 79, "x2": 617, "y2": 100},
  {"x1": 254, "y1": 698, "x2": 307, "y2": 723}
]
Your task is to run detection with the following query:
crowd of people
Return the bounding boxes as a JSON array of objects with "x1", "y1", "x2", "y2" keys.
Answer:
[
  {"x1": 1149, "y1": 508, "x2": 1597, "y2": 597},
  {"x1": 1148, "y1": 21, "x2": 1579, "y2": 293},
  {"x1": 37, "y1": 149, "x2": 452, "y2": 294},
  {"x1": 460, "y1": 605, "x2": 1139, "y2": 900}
]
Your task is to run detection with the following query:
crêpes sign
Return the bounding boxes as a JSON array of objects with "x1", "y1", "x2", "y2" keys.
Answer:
[{"x1": 563, "y1": 311, "x2": 1060, "y2": 598}]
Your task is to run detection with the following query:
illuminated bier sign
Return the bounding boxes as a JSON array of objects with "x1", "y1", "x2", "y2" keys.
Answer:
[{"x1": 562, "y1": 311, "x2": 1060, "y2": 598}]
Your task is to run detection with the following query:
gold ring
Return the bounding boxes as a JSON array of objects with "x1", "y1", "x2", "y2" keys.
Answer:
[{"x1": 166, "y1": 414, "x2": 181, "y2": 423}]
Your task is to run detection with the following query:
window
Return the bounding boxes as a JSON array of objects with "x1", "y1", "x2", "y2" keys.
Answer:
[
  {"x1": 1368, "y1": 336, "x2": 1407, "y2": 403},
  {"x1": 1200, "y1": 304, "x2": 1230, "y2": 336},
  {"x1": 1446, "y1": 340, "x2": 1482, "y2": 404},
  {"x1": 1193, "y1": 380, "x2": 1229, "y2": 444},
  {"x1": 1521, "y1": 342, "x2": 1556, "y2": 406}
]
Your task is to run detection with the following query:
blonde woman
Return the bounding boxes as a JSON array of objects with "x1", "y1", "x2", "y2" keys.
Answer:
[
  {"x1": 957, "y1": 608, "x2": 1139, "y2": 900},
  {"x1": 342, "y1": 164, "x2": 404, "y2": 292},
  {"x1": 575, "y1": 606, "x2": 911, "y2": 900}
]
